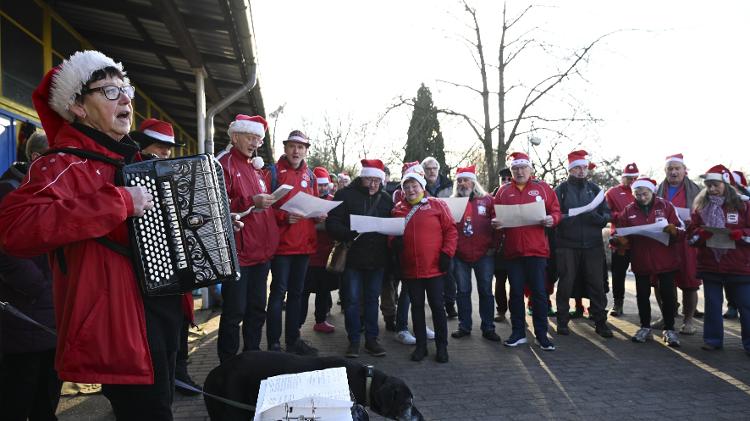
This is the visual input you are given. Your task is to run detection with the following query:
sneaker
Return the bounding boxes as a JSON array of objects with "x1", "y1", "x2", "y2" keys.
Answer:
[
  {"x1": 569, "y1": 308, "x2": 584, "y2": 319},
  {"x1": 451, "y1": 329, "x2": 471, "y2": 339},
  {"x1": 723, "y1": 306, "x2": 739, "y2": 320},
  {"x1": 503, "y1": 332, "x2": 528, "y2": 347},
  {"x1": 595, "y1": 322, "x2": 614, "y2": 338},
  {"x1": 557, "y1": 323, "x2": 570, "y2": 335},
  {"x1": 435, "y1": 347, "x2": 449, "y2": 363},
  {"x1": 631, "y1": 327, "x2": 652, "y2": 343},
  {"x1": 286, "y1": 339, "x2": 319, "y2": 356},
  {"x1": 426, "y1": 326, "x2": 436, "y2": 340},
  {"x1": 445, "y1": 303, "x2": 458, "y2": 319},
  {"x1": 537, "y1": 337, "x2": 556, "y2": 351},
  {"x1": 313, "y1": 321, "x2": 335, "y2": 333},
  {"x1": 701, "y1": 343, "x2": 723, "y2": 351},
  {"x1": 345, "y1": 342, "x2": 360, "y2": 358},
  {"x1": 651, "y1": 318, "x2": 665, "y2": 330},
  {"x1": 679, "y1": 322, "x2": 697, "y2": 335},
  {"x1": 268, "y1": 342, "x2": 282, "y2": 352},
  {"x1": 610, "y1": 303, "x2": 623, "y2": 317},
  {"x1": 78, "y1": 384, "x2": 102, "y2": 395},
  {"x1": 396, "y1": 330, "x2": 416, "y2": 345},
  {"x1": 664, "y1": 330, "x2": 681, "y2": 347},
  {"x1": 365, "y1": 338, "x2": 386, "y2": 357},
  {"x1": 482, "y1": 330, "x2": 502, "y2": 342},
  {"x1": 494, "y1": 314, "x2": 506, "y2": 322},
  {"x1": 547, "y1": 307, "x2": 557, "y2": 317},
  {"x1": 411, "y1": 346, "x2": 428, "y2": 362}
]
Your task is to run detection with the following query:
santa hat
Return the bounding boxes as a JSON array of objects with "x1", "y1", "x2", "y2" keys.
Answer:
[
  {"x1": 732, "y1": 170, "x2": 747, "y2": 188},
  {"x1": 567, "y1": 150, "x2": 589, "y2": 170},
  {"x1": 131, "y1": 118, "x2": 181, "y2": 148},
  {"x1": 313, "y1": 167, "x2": 331, "y2": 185},
  {"x1": 227, "y1": 114, "x2": 267, "y2": 138},
  {"x1": 401, "y1": 164, "x2": 427, "y2": 189},
  {"x1": 508, "y1": 152, "x2": 531, "y2": 168},
  {"x1": 665, "y1": 153, "x2": 684, "y2": 165},
  {"x1": 632, "y1": 177, "x2": 657, "y2": 192},
  {"x1": 283, "y1": 130, "x2": 310, "y2": 147},
  {"x1": 622, "y1": 162, "x2": 640, "y2": 177},
  {"x1": 702, "y1": 164, "x2": 735, "y2": 186},
  {"x1": 401, "y1": 161, "x2": 420, "y2": 175},
  {"x1": 359, "y1": 159, "x2": 386, "y2": 182},
  {"x1": 49, "y1": 51, "x2": 128, "y2": 123},
  {"x1": 455, "y1": 165, "x2": 477, "y2": 181}
]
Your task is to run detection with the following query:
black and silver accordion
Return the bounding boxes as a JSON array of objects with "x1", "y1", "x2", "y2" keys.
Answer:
[{"x1": 123, "y1": 154, "x2": 240, "y2": 296}]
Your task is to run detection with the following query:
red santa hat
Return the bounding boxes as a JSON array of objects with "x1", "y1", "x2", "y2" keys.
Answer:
[
  {"x1": 132, "y1": 118, "x2": 181, "y2": 148},
  {"x1": 283, "y1": 130, "x2": 311, "y2": 147},
  {"x1": 455, "y1": 165, "x2": 477, "y2": 181},
  {"x1": 227, "y1": 114, "x2": 267, "y2": 138},
  {"x1": 508, "y1": 152, "x2": 531, "y2": 168},
  {"x1": 313, "y1": 167, "x2": 331, "y2": 185},
  {"x1": 631, "y1": 177, "x2": 657, "y2": 192},
  {"x1": 702, "y1": 164, "x2": 735, "y2": 186},
  {"x1": 732, "y1": 170, "x2": 747, "y2": 188},
  {"x1": 567, "y1": 150, "x2": 589, "y2": 170},
  {"x1": 622, "y1": 162, "x2": 640, "y2": 177},
  {"x1": 665, "y1": 153, "x2": 685, "y2": 165},
  {"x1": 401, "y1": 164, "x2": 426, "y2": 189},
  {"x1": 359, "y1": 159, "x2": 386, "y2": 182},
  {"x1": 401, "y1": 161, "x2": 421, "y2": 175}
]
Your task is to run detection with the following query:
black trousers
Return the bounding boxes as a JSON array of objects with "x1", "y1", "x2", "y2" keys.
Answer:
[
  {"x1": 556, "y1": 247, "x2": 608, "y2": 324},
  {"x1": 0, "y1": 348, "x2": 61, "y2": 421},
  {"x1": 611, "y1": 250, "x2": 631, "y2": 305},
  {"x1": 405, "y1": 276, "x2": 448, "y2": 347},
  {"x1": 494, "y1": 268, "x2": 509, "y2": 314},
  {"x1": 635, "y1": 272, "x2": 676, "y2": 330}
]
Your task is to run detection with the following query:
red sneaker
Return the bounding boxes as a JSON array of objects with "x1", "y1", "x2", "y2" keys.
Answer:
[{"x1": 313, "y1": 321, "x2": 335, "y2": 333}]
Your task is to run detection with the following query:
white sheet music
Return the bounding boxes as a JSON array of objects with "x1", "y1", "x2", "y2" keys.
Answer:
[
  {"x1": 675, "y1": 207, "x2": 691, "y2": 222},
  {"x1": 494, "y1": 200, "x2": 546, "y2": 228},
  {"x1": 350, "y1": 215, "x2": 405, "y2": 235},
  {"x1": 438, "y1": 197, "x2": 470, "y2": 223},
  {"x1": 568, "y1": 190, "x2": 605, "y2": 217},
  {"x1": 280, "y1": 192, "x2": 342, "y2": 218},
  {"x1": 615, "y1": 219, "x2": 670, "y2": 245},
  {"x1": 703, "y1": 226, "x2": 736, "y2": 250}
]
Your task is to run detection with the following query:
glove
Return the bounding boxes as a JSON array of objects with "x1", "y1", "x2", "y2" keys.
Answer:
[
  {"x1": 439, "y1": 252, "x2": 452, "y2": 273},
  {"x1": 730, "y1": 229, "x2": 743, "y2": 241},
  {"x1": 610, "y1": 236, "x2": 629, "y2": 255},
  {"x1": 663, "y1": 224, "x2": 678, "y2": 237},
  {"x1": 697, "y1": 229, "x2": 713, "y2": 241}
]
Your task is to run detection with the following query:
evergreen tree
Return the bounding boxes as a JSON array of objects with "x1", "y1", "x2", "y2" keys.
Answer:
[{"x1": 404, "y1": 84, "x2": 447, "y2": 174}]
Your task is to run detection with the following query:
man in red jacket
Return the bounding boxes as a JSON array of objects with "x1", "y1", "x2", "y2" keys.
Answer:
[
  {"x1": 493, "y1": 152, "x2": 561, "y2": 351},
  {"x1": 217, "y1": 115, "x2": 279, "y2": 363},
  {"x1": 264, "y1": 130, "x2": 324, "y2": 356},
  {"x1": 605, "y1": 162, "x2": 639, "y2": 316}
]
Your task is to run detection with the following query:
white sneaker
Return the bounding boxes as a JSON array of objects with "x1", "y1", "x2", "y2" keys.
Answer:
[
  {"x1": 396, "y1": 330, "x2": 416, "y2": 345},
  {"x1": 426, "y1": 326, "x2": 435, "y2": 340}
]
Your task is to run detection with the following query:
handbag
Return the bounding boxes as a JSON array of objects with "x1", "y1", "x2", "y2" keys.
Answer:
[{"x1": 326, "y1": 193, "x2": 384, "y2": 273}]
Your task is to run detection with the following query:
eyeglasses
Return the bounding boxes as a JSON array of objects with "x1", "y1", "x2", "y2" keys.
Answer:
[{"x1": 82, "y1": 85, "x2": 135, "y2": 101}]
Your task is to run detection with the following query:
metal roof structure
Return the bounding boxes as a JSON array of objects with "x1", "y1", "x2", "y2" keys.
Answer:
[{"x1": 45, "y1": 0, "x2": 270, "y2": 156}]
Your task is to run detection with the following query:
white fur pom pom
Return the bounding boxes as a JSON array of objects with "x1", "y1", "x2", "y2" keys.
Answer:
[{"x1": 251, "y1": 156, "x2": 264, "y2": 170}]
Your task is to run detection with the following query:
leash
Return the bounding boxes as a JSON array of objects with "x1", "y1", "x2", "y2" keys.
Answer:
[
  {"x1": 174, "y1": 379, "x2": 257, "y2": 412},
  {"x1": 0, "y1": 300, "x2": 57, "y2": 337}
]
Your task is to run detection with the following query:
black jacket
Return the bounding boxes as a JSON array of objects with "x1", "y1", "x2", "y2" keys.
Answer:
[
  {"x1": 326, "y1": 180, "x2": 394, "y2": 270},
  {"x1": 554, "y1": 177, "x2": 611, "y2": 249}
]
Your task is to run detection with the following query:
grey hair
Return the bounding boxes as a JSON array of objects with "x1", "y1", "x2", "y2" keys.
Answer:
[
  {"x1": 451, "y1": 178, "x2": 488, "y2": 198},
  {"x1": 25, "y1": 131, "x2": 49, "y2": 161},
  {"x1": 421, "y1": 156, "x2": 439, "y2": 170}
]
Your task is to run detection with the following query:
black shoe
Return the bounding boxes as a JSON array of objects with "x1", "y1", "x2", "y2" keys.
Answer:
[
  {"x1": 494, "y1": 314, "x2": 506, "y2": 322},
  {"x1": 175, "y1": 375, "x2": 202, "y2": 396},
  {"x1": 287, "y1": 339, "x2": 318, "y2": 356},
  {"x1": 482, "y1": 331, "x2": 502, "y2": 342},
  {"x1": 595, "y1": 322, "x2": 614, "y2": 338},
  {"x1": 701, "y1": 343, "x2": 722, "y2": 351},
  {"x1": 345, "y1": 342, "x2": 360, "y2": 358},
  {"x1": 411, "y1": 345, "x2": 428, "y2": 361},
  {"x1": 435, "y1": 347, "x2": 449, "y2": 363},
  {"x1": 268, "y1": 342, "x2": 282, "y2": 352},
  {"x1": 557, "y1": 324, "x2": 570, "y2": 335},
  {"x1": 385, "y1": 315, "x2": 397, "y2": 332},
  {"x1": 451, "y1": 329, "x2": 471, "y2": 339},
  {"x1": 445, "y1": 303, "x2": 458, "y2": 319},
  {"x1": 694, "y1": 309, "x2": 704, "y2": 319},
  {"x1": 724, "y1": 306, "x2": 739, "y2": 319},
  {"x1": 365, "y1": 338, "x2": 386, "y2": 357}
]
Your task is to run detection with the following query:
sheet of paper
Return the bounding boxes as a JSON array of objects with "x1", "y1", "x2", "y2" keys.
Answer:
[
  {"x1": 675, "y1": 207, "x2": 691, "y2": 222},
  {"x1": 270, "y1": 184, "x2": 293, "y2": 203},
  {"x1": 280, "y1": 191, "x2": 342, "y2": 218},
  {"x1": 703, "y1": 226, "x2": 736, "y2": 250},
  {"x1": 254, "y1": 367, "x2": 353, "y2": 421},
  {"x1": 350, "y1": 215, "x2": 405, "y2": 235},
  {"x1": 494, "y1": 200, "x2": 546, "y2": 228},
  {"x1": 438, "y1": 197, "x2": 470, "y2": 223},
  {"x1": 615, "y1": 219, "x2": 670, "y2": 245},
  {"x1": 568, "y1": 190, "x2": 605, "y2": 217}
]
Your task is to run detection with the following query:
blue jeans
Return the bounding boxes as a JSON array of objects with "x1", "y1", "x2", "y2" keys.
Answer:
[
  {"x1": 507, "y1": 256, "x2": 549, "y2": 339},
  {"x1": 704, "y1": 278, "x2": 750, "y2": 351},
  {"x1": 267, "y1": 255, "x2": 310, "y2": 347},
  {"x1": 342, "y1": 268, "x2": 384, "y2": 343},
  {"x1": 217, "y1": 262, "x2": 270, "y2": 362},
  {"x1": 395, "y1": 281, "x2": 411, "y2": 332},
  {"x1": 453, "y1": 255, "x2": 495, "y2": 332}
]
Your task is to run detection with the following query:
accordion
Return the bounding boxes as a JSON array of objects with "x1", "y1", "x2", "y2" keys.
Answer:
[{"x1": 123, "y1": 154, "x2": 240, "y2": 296}]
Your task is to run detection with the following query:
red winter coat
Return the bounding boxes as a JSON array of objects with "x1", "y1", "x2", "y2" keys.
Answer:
[
  {"x1": 493, "y1": 180, "x2": 561, "y2": 259},
  {"x1": 219, "y1": 147, "x2": 279, "y2": 266},
  {"x1": 455, "y1": 195, "x2": 495, "y2": 263},
  {"x1": 265, "y1": 157, "x2": 319, "y2": 255},
  {"x1": 615, "y1": 197, "x2": 683, "y2": 276},
  {"x1": 657, "y1": 181, "x2": 701, "y2": 288},
  {"x1": 392, "y1": 198, "x2": 457, "y2": 279},
  {"x1": 689, "y1": 202, "x2": 750, "y2": 276},
  {"x1": 605, "y1": 184, "x2": 634, "y2": 234},
  {"x1": 309, "y1": 194, "x2": 335, "y2": 268}
]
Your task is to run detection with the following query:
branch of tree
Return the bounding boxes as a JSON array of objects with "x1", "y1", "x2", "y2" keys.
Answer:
[{"x1": 437, "y1": 79, "x2": 483, "y2": 95}]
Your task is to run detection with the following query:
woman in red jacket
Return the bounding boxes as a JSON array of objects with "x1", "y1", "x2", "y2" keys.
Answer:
[
  {"x1": 613, "y1": 177, "x2": 682, "y2": 347},
  {"x1": 688, "y1": 165, "x2": 750, "y2": 354},
  {"x1": 392, "y1": 168, "x2": 457, "y2": 363}
]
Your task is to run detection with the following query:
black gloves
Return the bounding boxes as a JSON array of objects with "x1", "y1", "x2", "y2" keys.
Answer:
[{"x1": 439, "y1": 252, "x2": 452, "y2": 273}]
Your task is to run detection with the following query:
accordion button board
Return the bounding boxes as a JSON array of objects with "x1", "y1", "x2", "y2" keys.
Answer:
[{"x1": 123, "y1": 154, "x2": 240, "y2": 296}]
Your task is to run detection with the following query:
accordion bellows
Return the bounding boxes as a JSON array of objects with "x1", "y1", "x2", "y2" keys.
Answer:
[{"x1": 123, "y1": 155, "x2": 240, "y2": 296}]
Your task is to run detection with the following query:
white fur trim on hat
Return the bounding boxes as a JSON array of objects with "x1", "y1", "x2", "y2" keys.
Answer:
[
  {"x1": 510, "y1": 158, "x2": 530, "y2": 168},
  {"x1": 49, "y1": 51, "x2": 128, "y2": 122},
  {"x1": 401, "y1": 173, "x2": 426, "y2": 189},
  {"x1": 567, "y1": 159, "x2": 589, "y2": 170},
  {"x1": 455, "y1": 171, "x2": 477, "y2": 181},
  {"x1": 632, "y1": 179, "x2": 656, "y2": 192},
  {"x1": 317, "y1": 177, "x2": 331, "y2": 184},
  {"x1": 704, "y1": 173, "x2": 729, "y2": 183},
  {"x1": 143, "y1": 129, "x2": 176, "y2": 144},
  {"x1": 228, "y1": 120, "x2": 266, "y2": 138},
  {"x1": 360, "y1": 167, "x2": 386, "y2": 182}
]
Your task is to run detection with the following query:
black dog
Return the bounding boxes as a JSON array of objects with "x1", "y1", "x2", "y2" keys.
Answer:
[{"x1": 203, "y1": 351, "x2": 424, "y2": 421}]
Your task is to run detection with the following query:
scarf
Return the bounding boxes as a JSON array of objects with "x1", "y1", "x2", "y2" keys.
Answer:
[
  {"x1": 408, "y1": 192, "x2": 425, "y2": 205},
  {"x1": 700, "y1": 195, "x2": 727, "y2": 262}
]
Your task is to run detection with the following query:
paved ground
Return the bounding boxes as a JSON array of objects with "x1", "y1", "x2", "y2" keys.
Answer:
[{"x1": 56, "y1": 275, "x2": 750, "y2": 420}]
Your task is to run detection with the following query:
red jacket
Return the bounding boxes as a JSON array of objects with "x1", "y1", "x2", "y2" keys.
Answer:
[
  {"x1": 392, "y1": 197, "x2": 457, "y2": 279},
  {"x1": 493, "y1": 180, "x2": 561, "y2": 259},
  {"x1": 689, "y1": 203, "x2": 750, "y2": 276},
  {"x1": 657, "y1": 182, "x2": 701, "y2": 288},
  {"x1": 455, "y1": 195, "x2": 495, "y2": 263},
  {"x1": 265, "y1": 157, "x2": 319, "y2": 255},
  {"x1": 309, "y1": 194, "x2": 335, "y2": 268},
  {"x1": 606, "y1": 184, "x2": 634, "y2": 233},
  {"x1": 615, "y1": 197, "x2": 682, "y2": 275},
  {"x1": 219, "y1": 148, "x2": 279, "y2": 266},
  {"x1": 0, "y1": 120, "x2": 153, "y2": 383}
]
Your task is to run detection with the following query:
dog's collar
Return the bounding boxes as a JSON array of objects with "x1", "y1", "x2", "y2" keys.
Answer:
[{"x1": 365, "y1": 364, "x2": 374, "y2": 408}]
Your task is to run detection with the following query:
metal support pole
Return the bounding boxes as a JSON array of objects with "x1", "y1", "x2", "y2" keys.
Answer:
[{"x1": 194, "y1": 67, "x2": 207, "y2": 154}]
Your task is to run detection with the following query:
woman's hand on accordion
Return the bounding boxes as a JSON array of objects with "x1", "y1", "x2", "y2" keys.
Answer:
[
  {"x1": 253, "y1": 193, "x2": 275, "y2": 210},
  {"x1": 124, "y1": 186, "x2": 154, "y2": 217}
]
